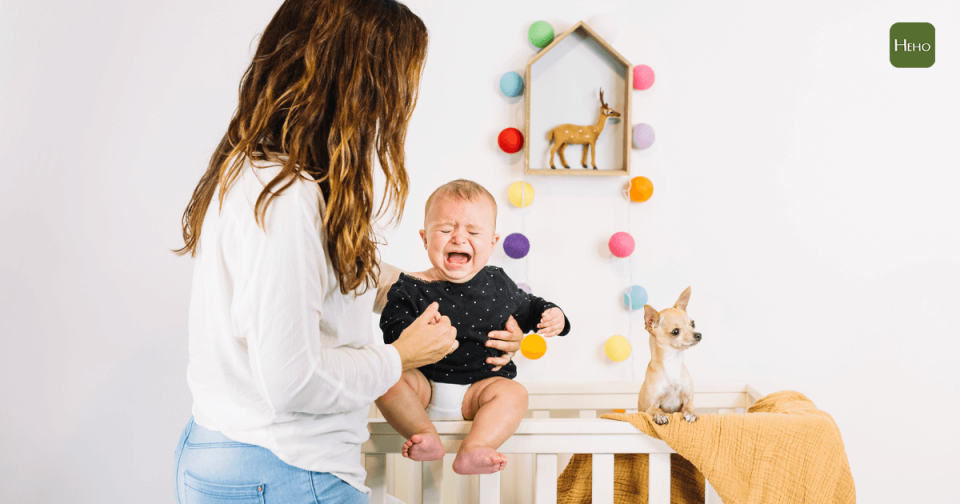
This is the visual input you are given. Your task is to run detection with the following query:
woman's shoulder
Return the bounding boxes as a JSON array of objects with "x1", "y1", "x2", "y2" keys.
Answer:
[{"x1": 221, "y1": 156, "x2": 324, "y2": 221}]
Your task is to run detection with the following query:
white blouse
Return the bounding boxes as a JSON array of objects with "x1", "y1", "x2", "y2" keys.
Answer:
[{"x1": 186, "y1": 156, "x2": 402, "y2": 494}]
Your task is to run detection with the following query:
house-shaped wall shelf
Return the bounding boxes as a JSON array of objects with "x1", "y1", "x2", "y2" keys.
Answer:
[{"x1": 524, "y1": 21, "x2": 632, "y2": 176}]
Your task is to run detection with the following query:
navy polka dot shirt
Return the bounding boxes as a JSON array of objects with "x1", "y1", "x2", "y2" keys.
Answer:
[{"x1": 380, "y1": 266, "x2": 571, "y2": 384}]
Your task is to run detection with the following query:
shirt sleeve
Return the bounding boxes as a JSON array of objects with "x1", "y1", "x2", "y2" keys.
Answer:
[
  {"x1": 503, "y1": 271, "x2": 572, "y2": 336},
  {"x1": 373, "y1": 262, "x2": 403, "y2": 315},
  {"x1": 379, "y1": 282, "x2": 420, "y2": 345},
  {"x1": 232, "y1": 179, "x2": 401, "y2": 416}
]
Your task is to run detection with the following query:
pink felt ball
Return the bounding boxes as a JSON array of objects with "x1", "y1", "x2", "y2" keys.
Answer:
[
  {"x1": 608, "y1": 232, "x2": 635, "y2": 258},
  {"x1": 633, "y1": 65, "x2": 655, "y2": 91},
  {"x1": 498, "y1": 127, "x2": 524, "y2": 154}
]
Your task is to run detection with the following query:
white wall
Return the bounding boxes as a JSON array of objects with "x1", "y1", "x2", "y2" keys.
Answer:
[{"x1": 1, "y1": 1, "x2": 958, "y2": 502}]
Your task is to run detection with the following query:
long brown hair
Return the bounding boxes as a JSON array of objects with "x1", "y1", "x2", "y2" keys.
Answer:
[{"x1": 176, "y1": 0, "x2": 427, "y2": 295}]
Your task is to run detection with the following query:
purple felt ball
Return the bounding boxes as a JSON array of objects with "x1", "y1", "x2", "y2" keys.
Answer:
[
  {"x1": 503, "y1": 233, "x2": 530, "y2": 259},
  {"x1": 632, "y1": 123, "x2": 656, "y2": 150},
  {"x1": 608, "y1": 232, "x2": 635, "y2": 258},
  {"x1": 517, "y1": 282, "x2": 533, "y2": 294}
]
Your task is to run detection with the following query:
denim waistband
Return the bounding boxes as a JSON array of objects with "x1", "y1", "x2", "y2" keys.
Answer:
[{"x1": 185, "y1": 418, "x2": 253, "y2": 448}]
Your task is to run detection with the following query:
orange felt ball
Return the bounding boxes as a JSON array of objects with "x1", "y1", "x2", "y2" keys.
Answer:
[
  {"x1": 520, "y1": 334, "x2": 547, "y2": 360},
  {"x1": 498, "y1": 127, "x2": 524, "y2": 154},
  {"x1": 628, "y1": 176, "x2": 654, "y2": 202}
]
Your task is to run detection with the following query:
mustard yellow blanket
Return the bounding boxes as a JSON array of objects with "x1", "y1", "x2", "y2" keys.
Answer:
[{"x1": 557, "y1": 391, "x2": 856, "y2": 504}]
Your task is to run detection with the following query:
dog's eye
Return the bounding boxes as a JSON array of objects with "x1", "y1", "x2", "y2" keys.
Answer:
[
  {"x1": 691, "y1": 320, "x2": 695, "y2": 328},
  {"x1": 671, "y1": 328, "x2": 680, "y2": 336}
]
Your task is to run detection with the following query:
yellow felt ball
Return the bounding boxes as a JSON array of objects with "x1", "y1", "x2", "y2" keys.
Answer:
[
  {"x1": 508, "y1": 181, "x2": 535, "y2": 208},
  {"x1": 521, "y1": 333, "x2": 547, "y2": 360},
  {"x1": 605, "y1": 335, "x2": 632, "y2": 362}
]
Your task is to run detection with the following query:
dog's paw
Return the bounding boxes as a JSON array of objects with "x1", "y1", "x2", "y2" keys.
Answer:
[
  {"x1": 653, "y1": 414, "x2": 670, "y2": 425},
  {"x1": 683, "y1": 412, "x2": 698, "y2": 423}
]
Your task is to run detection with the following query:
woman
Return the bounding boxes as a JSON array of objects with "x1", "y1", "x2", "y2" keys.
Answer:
[{"x1": 171, "y1": 1, "x2": 523, "y2": 502}]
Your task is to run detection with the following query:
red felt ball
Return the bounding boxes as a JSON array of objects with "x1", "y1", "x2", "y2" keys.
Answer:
[{"x1": 498, "y1": 127, "x2": 524, "y2": 154}]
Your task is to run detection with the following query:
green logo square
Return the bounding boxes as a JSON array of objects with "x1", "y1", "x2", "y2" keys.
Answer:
[{"x1": 890, "y1": 23, "x2": 935, "y2": 68}]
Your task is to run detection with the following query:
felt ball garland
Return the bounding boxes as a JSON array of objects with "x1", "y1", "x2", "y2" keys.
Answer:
[
  {"x1": 508, "y1": 181, "x2": 535, "y2": 208},
  {"x1": 500, "y1": 71, "x2": 524, "y2": 97},
  {"x1": 503, "y1": 233, "x2": 530, "y2": 259},
  {"x1": 627, "y1": 176, "x2": 654, "y2": 203},
  {"x1": 633, "y1": 64, "x2": 655, "y2": 90},
  {"x1": 632, "y1": 123, "x2": 655, "y2": 150},
  {"x1": 623, "y1": 285, "x2": 648, "y2": 310},
  {"x1": 608, "y1": 232, "x2": 635, "y2": 258},
  {"x1": 528, "y1": 21, "x2": 554, "y2": 48},
  {"x1": 605, "y1": 335, "x2": 632, "y2": 362},
  {"x1": 498, "y1": 127, "x2": 524, "y2": 154},
  {"x1": 521, "y1": 333, "x2": 547, "y2": 359},
  {"x1": 494, "y1": 20, "x2": 665, "y2": 371}
]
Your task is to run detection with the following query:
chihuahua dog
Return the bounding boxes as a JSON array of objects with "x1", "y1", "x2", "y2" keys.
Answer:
[{"x1": 637, "y1": 287, "x2": 701, "y2": 425}]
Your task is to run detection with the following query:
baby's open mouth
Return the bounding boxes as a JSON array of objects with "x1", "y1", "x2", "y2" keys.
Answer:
[{"x1": 446, "y1": 252, "x2": 472, "y2": 265}]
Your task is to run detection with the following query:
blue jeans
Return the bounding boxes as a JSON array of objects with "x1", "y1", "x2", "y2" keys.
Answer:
[{"x1": 173, "y1": 417, "x2": 368, "y2": 504}]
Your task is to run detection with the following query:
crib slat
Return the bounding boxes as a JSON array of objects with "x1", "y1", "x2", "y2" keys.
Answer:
[
  {"x1": 422, "y1": 460, "x2": 444, "y2": 504},
  {"x1": 648, "y1": 453, "x2": 670, "y2": 504},
  {"x1": 386, "y1": 453, "x2": 395, "y2": 495},
  {"x1": 459, "y1": 474, "x2": 480, "y2": 504},
  {"x1": 441, "y1": 455, "x2": 458, "y2": 504},
  {"x1": 535, "y1": 454, "x2": 558, "y2": 504},
  {"x1": 365, "y1": 454, "x2": 387, "y2": 504},
  {"x1": 705, "y1": 479, "x2": 723, "y2": 504},
  {"x1": 411, "y1": 458, "x2": 422, "y2": 504},
  {"x1": 592, "y1": 454, "x2": 614, "y2": 504},
  {"x1": 557, "y1": 454, "x2": 573, "y2": 482},
  {"x1": 479, "y1": 472, "x2": 501, "y2": 504}
]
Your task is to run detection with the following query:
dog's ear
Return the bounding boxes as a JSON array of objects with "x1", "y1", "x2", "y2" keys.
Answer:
[
  {"x1": 674, "y1": 286, "x2": 692, "y2": 311},
  {"x1": 643, "y1": 305, "x2": 659, "y2": 329}
]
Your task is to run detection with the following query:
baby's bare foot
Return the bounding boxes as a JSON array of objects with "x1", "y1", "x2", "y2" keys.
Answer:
[
  {"x1": 452, "y1": 446, "x2": 507, "y2": 475},
  {"x1": 402, "y1": 433, "x2": 445, "y2": 461}
]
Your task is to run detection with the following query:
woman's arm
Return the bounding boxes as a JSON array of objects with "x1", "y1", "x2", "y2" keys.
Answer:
[{"x1": 234, "y1": 181, "x2": 402, "y2": 415}]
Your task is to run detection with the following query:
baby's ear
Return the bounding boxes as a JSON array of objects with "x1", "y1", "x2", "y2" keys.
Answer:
[
  {"x1": 492, "y1": 233, "x2": 500, "y2": 246},
  {"x1": 643, "y1": 305, "x2": 659, "y2": 329},
  {"x1": 674, "y1": 286, "x2": 692, "y2": 312},
  {"x1": 419, "y1": 229, "x2": 428, "y2": 248}
]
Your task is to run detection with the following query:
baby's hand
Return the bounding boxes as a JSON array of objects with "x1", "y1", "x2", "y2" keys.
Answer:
[{"x1": 537, "y1": 307, "x2": 565, "y2": 337}]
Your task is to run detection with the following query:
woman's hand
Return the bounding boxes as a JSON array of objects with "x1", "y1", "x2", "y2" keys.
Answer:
[
  {"x1": 390, "y1": 302, "x2": 459, "y2": 371},
  {"x1": 485, "y1": 315, "x2": 523, "y2": 372}
]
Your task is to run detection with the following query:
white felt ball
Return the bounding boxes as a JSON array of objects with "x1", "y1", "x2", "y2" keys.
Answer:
[{"x1": 587, "y1": 14, "x2": 618, "y2": 43}]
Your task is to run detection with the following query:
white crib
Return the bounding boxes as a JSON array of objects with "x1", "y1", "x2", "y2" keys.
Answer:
[{"x1": 363, "y1": 381, "x2": 764, "y2": 504}]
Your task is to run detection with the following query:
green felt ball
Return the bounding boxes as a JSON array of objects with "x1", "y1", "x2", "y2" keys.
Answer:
[{"x1": 528, "y1": 21, "x2": 554, "y2": 49}]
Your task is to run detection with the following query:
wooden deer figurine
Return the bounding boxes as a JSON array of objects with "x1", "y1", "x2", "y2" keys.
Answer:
[{"x1": 548, "y1": 89, "x2": 621, "y2": 170}]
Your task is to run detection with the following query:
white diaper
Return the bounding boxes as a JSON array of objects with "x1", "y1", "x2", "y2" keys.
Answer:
[{"x1": 426, "y1": 381, "x2": 470, "y2": 420}]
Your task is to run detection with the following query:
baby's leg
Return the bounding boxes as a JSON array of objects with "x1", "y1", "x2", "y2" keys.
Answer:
[
  {"x1": 452, "y1": 377, "x2": 528, "y2": 475},
  {"x1": 375, "y1": 369, "x2": 445, "y2": 461}
]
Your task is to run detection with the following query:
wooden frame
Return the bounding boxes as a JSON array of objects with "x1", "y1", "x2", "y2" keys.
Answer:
[
  {"x1": 364, "y1": 381, "x2": 763, "y2": 504},
  {"x1": 524, "y1": 21, "x2": 633, "y2": 177}
]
